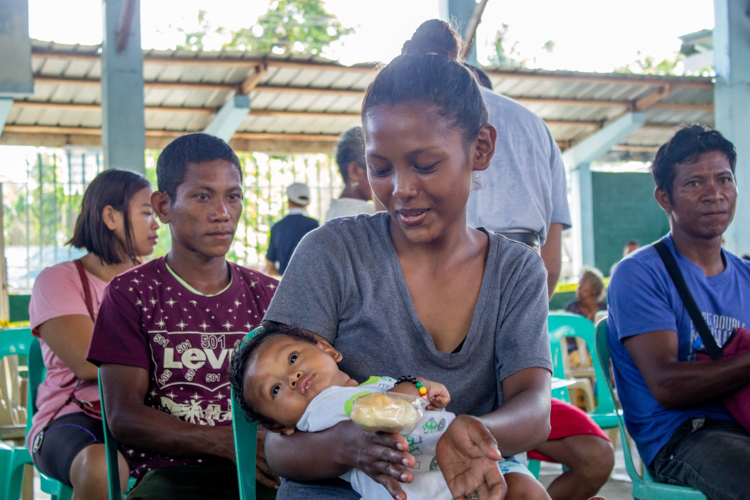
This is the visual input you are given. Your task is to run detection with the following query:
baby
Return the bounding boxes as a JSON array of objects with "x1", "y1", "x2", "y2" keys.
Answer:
[{"x1": 230, "y1": 323, "x2": 521, "y2": 500}]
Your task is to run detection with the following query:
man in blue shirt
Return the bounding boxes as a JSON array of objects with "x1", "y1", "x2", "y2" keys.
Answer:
[
  {"x1": 608, "y1": 125, "x2": 750, "y2": 499},
  {"x1": 266, "y1": 183, "x2": 319, "y2": 276}
]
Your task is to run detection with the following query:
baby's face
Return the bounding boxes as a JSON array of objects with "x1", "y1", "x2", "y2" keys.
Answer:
[{"x1": 244, "y1": 335, "x2": 350, "y2": 430}]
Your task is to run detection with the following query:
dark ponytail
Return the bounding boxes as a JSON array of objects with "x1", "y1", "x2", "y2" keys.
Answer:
[{"x1": 362, "y1": 19, "x2": 487, "y2": 146}]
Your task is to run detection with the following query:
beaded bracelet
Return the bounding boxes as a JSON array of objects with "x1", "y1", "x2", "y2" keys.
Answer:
[{"x1": 395, "y1": 375, "x2": 430, "y2": 400}]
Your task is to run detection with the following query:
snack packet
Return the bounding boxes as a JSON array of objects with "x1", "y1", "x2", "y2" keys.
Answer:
[{"x1": 350, "y1": 392, "x2": 427, "y2": 434}]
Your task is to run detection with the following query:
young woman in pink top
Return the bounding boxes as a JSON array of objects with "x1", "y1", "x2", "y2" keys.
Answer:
[{"x1": 28, "y1": 169, "x2": 159, "y2": 499}]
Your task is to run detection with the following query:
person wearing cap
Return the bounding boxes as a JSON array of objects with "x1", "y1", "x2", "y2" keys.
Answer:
[{"x1": 265, "y1": 183, "x2": 319, "y2": 276}]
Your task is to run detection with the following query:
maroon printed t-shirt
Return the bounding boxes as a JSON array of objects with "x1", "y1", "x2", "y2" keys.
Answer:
[{"x1": 87, "y1": 256, "x2": 277, "y2": 481}]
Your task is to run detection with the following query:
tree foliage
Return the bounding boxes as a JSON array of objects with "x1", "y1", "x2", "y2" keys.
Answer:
[
  {"x1": 488, "y1": 24, "x2": 554, "y2": 68},
  {"x1": 224, "y1": 0, "x2": 353, "y2": 55},
  {"x1": 176, "y1": 10, "x2": 219, "y2": 52},
  {"x1": 615, "y1": 52, "x2": 684, "y2": 75}
]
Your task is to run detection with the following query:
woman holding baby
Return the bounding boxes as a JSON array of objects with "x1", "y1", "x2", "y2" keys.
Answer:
[{"x1": 262, "y1": 19, "x2": 553, "y2": 500}]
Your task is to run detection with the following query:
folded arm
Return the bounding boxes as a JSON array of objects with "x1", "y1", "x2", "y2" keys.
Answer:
[
  {"x1": 624, "y1": 330, "x2": 750, "y2": 410},
  {"x1": 100, "y1": 363, "x2": 235, "y2": 461}
]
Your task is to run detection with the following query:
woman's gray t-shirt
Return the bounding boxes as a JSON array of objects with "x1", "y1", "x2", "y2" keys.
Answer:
[{"x1": 265, "y1": 212, "x2": 552, "y2": 418}]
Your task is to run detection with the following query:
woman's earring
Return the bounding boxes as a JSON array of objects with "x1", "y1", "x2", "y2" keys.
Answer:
[{"x1": 351, "y1": 181, "x2": 360, "y2": 188}]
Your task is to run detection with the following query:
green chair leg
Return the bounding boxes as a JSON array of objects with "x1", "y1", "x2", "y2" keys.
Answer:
[
  {"x1": 2, "y1": 442, "x2": 25, "y2": 500},
  {"x1": 527, "y1": 459, "x2": 541, "y2": 479},
  {"x1": 40, "y1": 473, "x2": 74, "y2": 500}
]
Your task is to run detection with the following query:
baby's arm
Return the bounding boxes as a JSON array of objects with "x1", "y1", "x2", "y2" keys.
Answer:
[{"x1": 389, "y1": 377, "x2": 451, "y2": 410}]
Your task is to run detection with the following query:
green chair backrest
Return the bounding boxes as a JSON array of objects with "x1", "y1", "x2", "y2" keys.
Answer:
[
  {"x1": 594, "y1": 321, "x2": 638, "y2": 474},
  {"x1": 27, "y1": 337, "x2": 44, "y2": 423},
  {"x1": 549, "y1": 313, "x2": 618, "y2": 421},
  {"x1": 0, "y1": 327, "x2": 33, "y2": 427},
  {"x1": 27, "y1": 336, "x2": 75, "y2": 500},
  {"x1": 0, "y1": 327, "x2": 33, "y2": 359},
  {"x1": 231, "y1": 330, "x2": 259, "y2": 500},
  {"x1": 594, "y1": 321, "x2": 707, "y2": 500}
]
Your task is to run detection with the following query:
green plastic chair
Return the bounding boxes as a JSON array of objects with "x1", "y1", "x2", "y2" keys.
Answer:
[
  {"x1": 548, "y1": 312, "x2": 621, "y2": 429},
  {"x1": 27, "y1": 337, "x2": 136, "y2": 500},
  {"x1": 595, "y1": 320, "x2": 707, "y2": 500},
  {"x1": 0, "y1": 327, "x2": 52, "y2": 500},
  {"x1": 530, "y1": 313, "x2": 617, "y2": 479},
  {"x1": 26, "y1": 337, "x2": 74, "y2": 500},
  {"x1": 98, "y1": 370, "x2": 138, "y2": 500},
  {"x1": 231, "y1": 330, "x2": 260, "y2": 500}
]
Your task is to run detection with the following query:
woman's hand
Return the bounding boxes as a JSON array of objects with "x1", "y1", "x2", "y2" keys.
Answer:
[
  {"x1": 436, "y1": 415, "x2": 507, "y2": 500},
  {"x1": 338, "y1": 421, "x2": 417, "y2": 500}
]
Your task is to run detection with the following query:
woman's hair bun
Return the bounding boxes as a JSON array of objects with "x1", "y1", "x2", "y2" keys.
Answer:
[{"x1": 401, "y1": 19, "x2": 463, "y2": 61}]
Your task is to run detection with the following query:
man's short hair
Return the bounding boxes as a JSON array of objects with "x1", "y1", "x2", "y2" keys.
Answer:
[
  {"x1": 334, "y1": 126, "x2": 365, "y2": 183},
  {"x1": 652, "y1": 125, "x2": 736, "y2": 200},
  {"x1": 229, "y1": 321, "x2": 318, "y2": 429},
  {"x1": 464, "y1": 63, "x2": 493, "y2": 90},
  {"x1": 156, "y1": 133, "x2": 242, "y2": 202}
]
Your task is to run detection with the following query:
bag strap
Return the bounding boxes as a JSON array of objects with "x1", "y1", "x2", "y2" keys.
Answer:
[
  {"x1": 74, "y1": 259, "x2": 96, "y2": 321},
  {"x1": 653, "y1": 241, "x2": 723, "y2": 360}
]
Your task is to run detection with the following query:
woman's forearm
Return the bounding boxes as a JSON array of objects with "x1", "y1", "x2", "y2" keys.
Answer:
[{"x1": 265, "y1": 425, "x2": 353, "y2": 480}]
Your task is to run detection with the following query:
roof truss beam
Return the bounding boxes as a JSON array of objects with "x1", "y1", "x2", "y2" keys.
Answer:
[
  {"x1": 26, "y1": 77, "x2": 715, "y2": 112},
  {"x1": 240, "y1": 64, "x2": 267, "y2": 95},
  {"x1": 2, "y1": 124, "x2": 339, "y2": 141},
  {"x1": 30, "y1": 48, "x2": 714, "y2": 89},
  {"x1": 10, "y1": 101, "x2": 682, "y2": 131},
  {"x1": 634, "y1": 85, "x2": 672, "y2": 111}
]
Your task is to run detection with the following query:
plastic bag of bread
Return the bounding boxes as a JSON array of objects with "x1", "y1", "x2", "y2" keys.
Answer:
[{"x1": 350, "y1": 392, "x2": 427, "y2": 435}]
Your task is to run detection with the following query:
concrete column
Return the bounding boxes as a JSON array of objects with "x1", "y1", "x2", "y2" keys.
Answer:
[
  {"x1": 101, "y1": 0, "x2": 145, "y2": 173},
  {"x1": 0, "y1": 99, "x2": 12, "y2": 137},
  {"x1": 570, "y1": 163, "x2": 595, "y2": 276},
  {"x1": 439, "y1": 0, "x2": 478, "y2": 64},
  {"x1": 713, "y1": 0, "x2": 750, "y2": 255}
]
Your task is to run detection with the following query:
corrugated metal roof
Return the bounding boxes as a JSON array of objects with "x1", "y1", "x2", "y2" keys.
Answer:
[{"x1": 2, "y1": 39, "x2": 715, "y2": 159}]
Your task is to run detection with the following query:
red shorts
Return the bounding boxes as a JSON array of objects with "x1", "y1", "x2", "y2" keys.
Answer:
[{"x1": 527, "y1": 398, "x2": 611, "y2": 462}]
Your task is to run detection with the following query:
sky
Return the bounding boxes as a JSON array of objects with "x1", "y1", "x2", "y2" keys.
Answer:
[{"x1": 26, "y1": 0, "x2": 715, "y2": 72}]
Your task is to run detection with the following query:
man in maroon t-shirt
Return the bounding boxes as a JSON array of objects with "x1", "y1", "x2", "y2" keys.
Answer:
[{"x1": 88, "y1": 134, "x2": 279, "y2": 499}]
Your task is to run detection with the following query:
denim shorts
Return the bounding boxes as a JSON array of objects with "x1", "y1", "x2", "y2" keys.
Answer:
[{"x1": 648, "y1": 416, "x2": 750, "y2": 500}]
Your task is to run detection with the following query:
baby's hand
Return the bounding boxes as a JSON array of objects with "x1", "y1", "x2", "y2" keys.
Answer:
[{"x1": 417, "y1": 377, "x2": 451, "y2": 410}]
